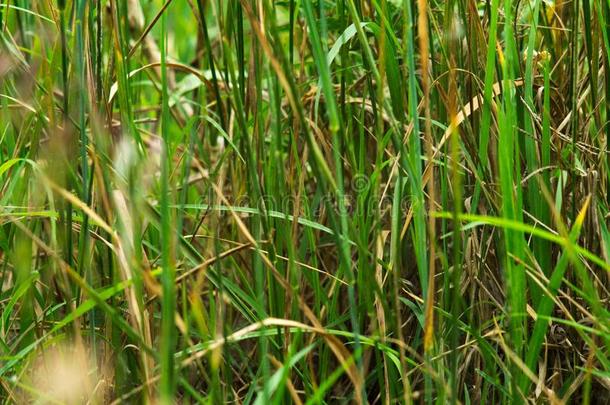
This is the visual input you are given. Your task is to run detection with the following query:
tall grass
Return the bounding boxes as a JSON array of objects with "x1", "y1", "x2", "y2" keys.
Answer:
[{"x1": 1, "y1": 0, "x2": 610, "y2": 403}]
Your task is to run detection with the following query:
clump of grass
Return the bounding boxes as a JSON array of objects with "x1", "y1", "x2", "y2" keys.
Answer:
[{"x1": 1, "y1": 0, "x2": 610, "y2": 403}]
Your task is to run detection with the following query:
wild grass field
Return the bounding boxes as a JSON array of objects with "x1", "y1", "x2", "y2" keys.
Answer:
[{"x1": 1, "y1": 0, "x2": 610, "y2": 403}]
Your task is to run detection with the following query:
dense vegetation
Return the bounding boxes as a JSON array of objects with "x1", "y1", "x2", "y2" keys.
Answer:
[{"x1": 1, "y1": 0, "x2": 610, "y2": 403}]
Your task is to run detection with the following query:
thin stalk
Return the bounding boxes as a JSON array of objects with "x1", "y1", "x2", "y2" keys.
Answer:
[{"x1": 159, "y1": 10, "x2": 177, "y2": 403}]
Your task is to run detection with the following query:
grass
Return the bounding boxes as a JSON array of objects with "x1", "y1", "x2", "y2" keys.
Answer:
[{"x1": 1, "y1": 0, "x2": 610, "y2": 403}]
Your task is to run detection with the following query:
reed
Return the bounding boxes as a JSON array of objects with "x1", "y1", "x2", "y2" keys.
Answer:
[{"x1": 1, "y1": 0, "x2": 609, "y2": 403}]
